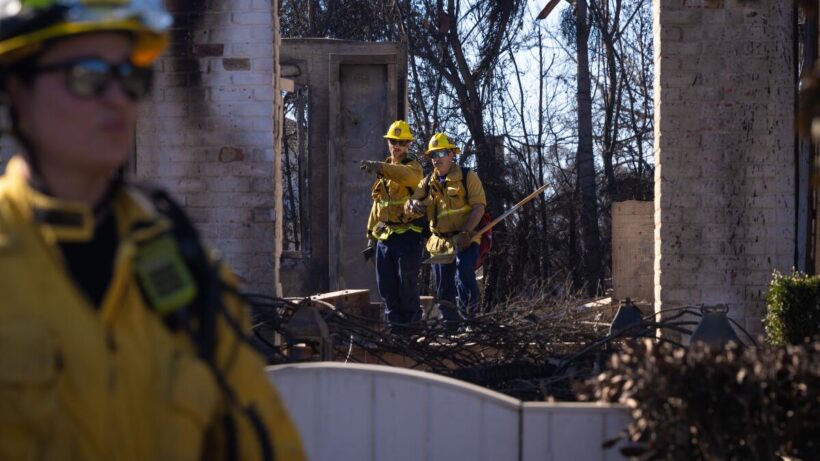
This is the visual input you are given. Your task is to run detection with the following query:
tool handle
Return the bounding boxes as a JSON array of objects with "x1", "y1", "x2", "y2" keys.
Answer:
[{"x1": 473, "y1": 183, "x2": 548, "y2": 237}]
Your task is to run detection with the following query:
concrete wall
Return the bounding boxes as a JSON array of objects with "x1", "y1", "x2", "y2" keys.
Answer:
[
  {"x1": 278, "y1": 39, "x2": 407, "y2": 297},
  {"x1": 612, "y1": 201, "x2": 654, "y2": 303},
  {"x1": 136, "y1": 0, "x2": 280, "y2": 294},
  {"x1": 653, "y1": 1, "x2": 795, "y2": 334},
  {"x1": 268, "y1": 362, "x2": 631, "y2": 461}
]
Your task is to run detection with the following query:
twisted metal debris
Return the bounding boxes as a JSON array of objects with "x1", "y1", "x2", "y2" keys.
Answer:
[{"x1": 246, "y1": 294, "x2": 756, "y2": 401}]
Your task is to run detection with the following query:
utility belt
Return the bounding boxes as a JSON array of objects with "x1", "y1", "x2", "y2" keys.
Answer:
[
  {"x1": 432, "y1": 230, "x2": 458, "y2": 238},
  {"x1": 372, "y1": 219, "x2": 424, "y2": 241},
  {"x1": 377, "y1": 219, "x2": 424, "y2": 231}
]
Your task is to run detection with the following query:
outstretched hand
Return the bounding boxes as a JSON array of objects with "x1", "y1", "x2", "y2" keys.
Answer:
[{"x1": 360, "y1": 160, "x2": 380, "y2": 175}]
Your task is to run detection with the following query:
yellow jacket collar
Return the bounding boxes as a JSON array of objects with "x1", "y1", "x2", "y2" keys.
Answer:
[
  {"x1": 445, "y1": 166, "x2": 464, "y2": 181},
  {"x1": 1, "y1": 156, "x2": 166, "y2": 243},
  {"x1": 432, "y1": 166, "x2": 464, "y2": 186},
  {"x1": 383, "y1": 154, "x2": 408, "y2": 164}
]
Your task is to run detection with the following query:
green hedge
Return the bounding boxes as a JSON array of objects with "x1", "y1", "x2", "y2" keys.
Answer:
[
  {"x1": 765, "y1": 271, "x2": 820, "y2": 346},
  {"x1": 585, "y1": 341, "x2": 820, "y2": 460}
]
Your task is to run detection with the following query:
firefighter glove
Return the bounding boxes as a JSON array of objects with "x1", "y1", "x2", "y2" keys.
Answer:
[
  {"x1": 361, "y1": 239, "x2": 376, "y2": 261},
  {"x1": 360, "y1": 160, "x2": 380, "y2": 175},
  {"x1": 405, "y1": 199, "x2": 424, "y2": 218}
]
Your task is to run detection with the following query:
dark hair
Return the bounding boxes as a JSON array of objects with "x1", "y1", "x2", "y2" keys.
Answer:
[{"x1": 1, "y1": 52, "x2": 43, "y2": 167}]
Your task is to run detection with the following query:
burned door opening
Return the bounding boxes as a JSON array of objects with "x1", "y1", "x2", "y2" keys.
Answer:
[
  {"x1": 279, "y1": 40, "x2": 407, "y2": 298},
  {"x1": 330, "y1": 59, "x2": 396, "y2": 294}
]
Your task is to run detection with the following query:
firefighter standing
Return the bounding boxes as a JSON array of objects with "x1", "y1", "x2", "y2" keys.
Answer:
[
  {"x1": 405, "y1": 133, "x2": 486, "y2": 333},
  {"x1": 361, "y1": 121, "x2": 424, "y2": 335},
  {"x1": 0, "y1": 1, "x2": 305, "y2": 459}
]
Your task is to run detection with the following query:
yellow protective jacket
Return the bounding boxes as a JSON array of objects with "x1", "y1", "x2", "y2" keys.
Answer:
[
  {"x1": 410, "y1": 166, "x2": 487, "y2": 256},
  {"x1": 0, "y1": 157, "x2": 305, "y2": 461},
  {"x1": 366, "y1": 155, "x2": 424, "y2": 241}
]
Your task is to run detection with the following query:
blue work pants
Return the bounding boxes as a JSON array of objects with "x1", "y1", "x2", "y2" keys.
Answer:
[
  {"x1": 433, "y1": 243, "x2": 480, "y2": 332},
  {"x1": 376, "y1": 231, "x2": 423, "y2": 335}
]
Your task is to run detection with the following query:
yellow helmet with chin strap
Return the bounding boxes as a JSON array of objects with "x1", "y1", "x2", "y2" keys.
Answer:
[
  {"x1": 0, "y1": 0, "x2": 171, "y2": 67},
  {"x1": 426, "y1": 132, "x2": 461, "y2": 155},
  {"x1": 383, "y1": 120, "x2": 414, "y2": 141}
]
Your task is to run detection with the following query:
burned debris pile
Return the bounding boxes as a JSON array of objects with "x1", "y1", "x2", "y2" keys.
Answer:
[{"x1": 249, "y1": 293, "x2": 747, "y2": 401}]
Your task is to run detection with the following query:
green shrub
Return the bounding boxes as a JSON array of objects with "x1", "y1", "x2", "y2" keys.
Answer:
[
  {"x1": 584, "y1": 340, "x2": 820, "y2": 460},
  {"x1": 765, "y1": 271, "x2": 820, "y2": 346}
]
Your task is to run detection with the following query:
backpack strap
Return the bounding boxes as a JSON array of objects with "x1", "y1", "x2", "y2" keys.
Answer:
[{"x1": 461, "y1": 166, "x2": 472, "y2": 203}]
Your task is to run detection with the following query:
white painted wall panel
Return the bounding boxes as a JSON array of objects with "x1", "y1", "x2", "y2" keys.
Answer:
[
  {"x1": 318, "y1": 368, "x2": 373, "y2": 461},
  {"x1": 372, "y1": 374, "x2": 429, "y2": 461},
  {"x1": 521, "y1": 410, "x2": 551, "y2": 461},
  {"x1": 268, "y1": 363, "x2": 629, "y2": 461},
  {"x1": 480, "y1": 400, "x2": 520, "y2": 461},
  {"x1": 521, "y1": 403, "x2": 630, "y2": 461},
  {"x1": 428, "y1": 384, "x2": 483, "y2": 461}
]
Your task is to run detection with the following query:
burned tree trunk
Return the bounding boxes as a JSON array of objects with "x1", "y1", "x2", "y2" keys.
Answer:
[{"x1": 575, "y1": 0, "x2": 602, "y2": 294}]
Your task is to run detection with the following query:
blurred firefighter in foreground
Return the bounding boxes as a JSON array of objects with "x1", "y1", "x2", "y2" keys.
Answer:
[
  {"x1": 0, "y1": 1, "x2": 305, "y2": 459},
  {"x1": 405, "y1": 133, "x2": 487, "y2": 333},
  {"x1": 361, "y1": 120, "x2": 425, "y2": 335}
]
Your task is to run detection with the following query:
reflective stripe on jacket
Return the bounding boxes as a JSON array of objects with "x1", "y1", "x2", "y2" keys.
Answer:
[
  {"x1": 410, "y1": 166, "x2": 487, "y2": 256},
  {"x1": 367, "y1": 155, "x2": 424, "y2": 240},
  {"x1": 0, "y1": 156, "x2": 306, "y2": 461}
]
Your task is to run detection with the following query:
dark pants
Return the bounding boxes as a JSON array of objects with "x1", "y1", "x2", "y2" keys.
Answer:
[
  {"x1": 433, "y1": 243, "x2": 480, "y2": 331},
  {"x1": 376, "y1": 231, "x2": 423, "y2": 334}
]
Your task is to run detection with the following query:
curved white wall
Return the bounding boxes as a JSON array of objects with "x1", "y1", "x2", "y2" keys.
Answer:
[{"x1": 268, "y1": 363, "x2": 630, "y2": 461}]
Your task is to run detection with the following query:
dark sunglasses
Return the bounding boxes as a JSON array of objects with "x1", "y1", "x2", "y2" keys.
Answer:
[
  {"x1": 32, "y1": 58, "x2": 153, "y2": 100},
  {"x1": 428, "y1": 150, "x2": 450, "y2": 159},
  {"x1": 388, "y1": 139, "x2": 410, "y2": 146}
]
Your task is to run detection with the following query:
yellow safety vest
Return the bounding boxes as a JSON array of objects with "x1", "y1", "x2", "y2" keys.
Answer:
[
  {"x1": 0, "y1": 157, "x2": 306, "y2": 461},
  {"x1": 411, "y1": 167, "x2": 486, "y2": 256},
  {"x1": 367, "y1": 156, "x2": 424, "y2": 241}
]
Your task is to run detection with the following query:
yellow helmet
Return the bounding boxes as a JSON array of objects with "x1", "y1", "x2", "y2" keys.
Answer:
[
  {"x1": 425, "y1": 132, "x2": 460, "y2": 155},
  {"x1": 383, "y1": 120, "x2": 414, "y2": 141},
  {"x1": 0, "y1": 0, "x2": 172, "y2": 67}
]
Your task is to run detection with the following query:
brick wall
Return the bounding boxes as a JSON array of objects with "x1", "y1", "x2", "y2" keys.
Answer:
[
  {"x1": 653, "y1": 1, "x2": 795, "y2": 334},
  {"x1": 136, "y1": 0, "x2": 279, "y2": 294}
]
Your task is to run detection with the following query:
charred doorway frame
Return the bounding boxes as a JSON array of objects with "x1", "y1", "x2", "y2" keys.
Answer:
[{"x1": 327, "y1": 53, "x2": 400, "y2": 291}]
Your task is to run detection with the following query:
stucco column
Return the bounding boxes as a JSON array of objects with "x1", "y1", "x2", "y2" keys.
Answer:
[{"x1": 653, "y1": 0, "x2": 795, "y2": 334}]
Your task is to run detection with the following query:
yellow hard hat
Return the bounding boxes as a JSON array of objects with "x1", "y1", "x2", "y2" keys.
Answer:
[
  {"x1": 383, "y1": 120, "x2": 414, "y2": 141},
  {"x1": 425, "y1": 132, "x2": 460, "y2": 155},
  {"x1": 0, "y1": 0, "x2": 172, "y2": 67}
]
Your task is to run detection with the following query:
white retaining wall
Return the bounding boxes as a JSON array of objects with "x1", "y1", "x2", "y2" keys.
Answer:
[{"x1": 268, "y1": 363, "x2": 630, "y2": 461}]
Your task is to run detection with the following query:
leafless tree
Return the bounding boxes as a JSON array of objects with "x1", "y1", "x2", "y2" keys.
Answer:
[{"x1": 278, "y1": 0, "x2": 655, "y2": 302}]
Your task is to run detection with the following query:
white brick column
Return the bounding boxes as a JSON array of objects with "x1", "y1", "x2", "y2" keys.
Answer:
[
  {"x1": 137, "y1": 0, "x2": 279, "y2": 294},
  {"x1": 653, "y1": 0, "x2": 795, "y2": 334}
]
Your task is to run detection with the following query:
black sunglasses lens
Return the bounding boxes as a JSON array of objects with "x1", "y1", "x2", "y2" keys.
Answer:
[
  {"x1": 63, "y1": 59, "x2": 152, "y2": 99},
  {"x1": 120, "y1": 65, "x2": 153, "y2": 99},
  {"x1": 66, "y1": 60, "x2": 109, "y2": 97}
]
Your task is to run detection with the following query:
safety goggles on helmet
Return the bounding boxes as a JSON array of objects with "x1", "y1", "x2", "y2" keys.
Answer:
[
  {"x1": 32, "y1": 57, "x2": 153, "y2": 99},
  {"x1": 428, "y1": 150, "x2": 451, "y2": 159},
  {"x1": 0, "y1": 0, "x2": 172, "y2": 66}
]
